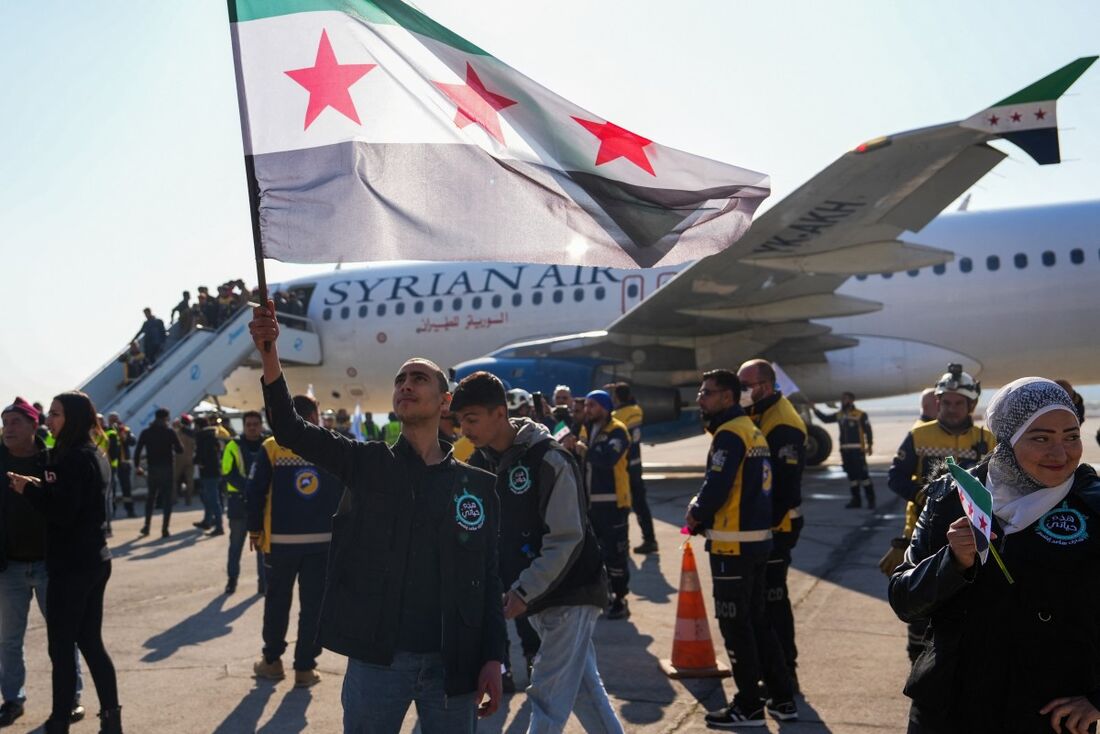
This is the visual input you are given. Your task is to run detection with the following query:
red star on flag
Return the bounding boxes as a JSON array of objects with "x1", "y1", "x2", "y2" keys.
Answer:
[
  {"x1": 1010, "y1": 112, "x2": 1022, "y2": 123},
  {"x1": 979, "y1": 515, "x2": 988, "y2": 531},
  {"x1": 433, "y1": 63, "x2": 517, "y2": 145},
  {"x1": 1035, "y1": 108, "x2": 1047, "y2": 120},
  {"x1": 573, "y1": 117, "x2": 656, "y2": 176},
  {"x1": 987, "y1": 114, "x2": 1000, "y2": 126},
  {"x1": 285, "y1": 29, "x2": 377, "y2": 130}
]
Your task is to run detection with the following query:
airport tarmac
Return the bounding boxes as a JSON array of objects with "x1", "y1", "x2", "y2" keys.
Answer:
[{"x1": 6, "y1": 414, "x2": 1097, "y2": 733}]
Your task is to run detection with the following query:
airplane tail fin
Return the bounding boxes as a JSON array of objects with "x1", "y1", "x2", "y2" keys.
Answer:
[{"x1": 960, "y1": 56, "x2": 1097, "y2": 165}]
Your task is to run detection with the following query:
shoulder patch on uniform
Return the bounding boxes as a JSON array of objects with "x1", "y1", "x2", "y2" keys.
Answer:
[{"x1": 710, "y1": 449, "x2": 728, "y2": 472}]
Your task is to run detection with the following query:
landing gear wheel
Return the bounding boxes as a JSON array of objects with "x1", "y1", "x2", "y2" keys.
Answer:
[{"x1": 805, "y1": 424, "x2": 833, "y2": 466}]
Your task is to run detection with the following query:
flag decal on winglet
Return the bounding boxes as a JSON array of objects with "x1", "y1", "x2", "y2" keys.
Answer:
[{"x1": 960, "y1": 56, "x2": 1097, "y2": 164}]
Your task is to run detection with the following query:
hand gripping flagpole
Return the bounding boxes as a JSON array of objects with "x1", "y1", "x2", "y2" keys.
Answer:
[{"x1": 226, "y1": 0, "x2": 271, "y2": 352}]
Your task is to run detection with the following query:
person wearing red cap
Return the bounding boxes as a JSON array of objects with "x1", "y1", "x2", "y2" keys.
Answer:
[{"x1": 0, "y1": 399, "x2": 87, "y2": 726}]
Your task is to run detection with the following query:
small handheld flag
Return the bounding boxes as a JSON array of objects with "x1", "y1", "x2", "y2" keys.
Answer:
[{"x1": 946, "y1": 457, "x2": 1014, "y2": 584}]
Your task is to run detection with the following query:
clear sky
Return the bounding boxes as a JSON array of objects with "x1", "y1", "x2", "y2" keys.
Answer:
[{"x1": 1, "y1": 0, "x2": 1097, "y2": 405}]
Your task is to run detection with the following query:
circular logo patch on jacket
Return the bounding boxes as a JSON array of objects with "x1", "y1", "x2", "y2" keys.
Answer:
[
  {"x1": 508, "y1": 465, "x2": 532, "y2": 495},
  {"x1": 294, "y1": 468, "x2": 320, "y2": 498},
  {"x1": 1036, "y1": 502, "x2": 1088, "y2": 546},
  {"x1": 455, "y1": 490, "x2": 485, "y2": 531}
]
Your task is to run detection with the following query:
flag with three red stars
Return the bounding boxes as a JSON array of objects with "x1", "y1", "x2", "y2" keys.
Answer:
[{"x1": 228, "y1": 0, "x2": 769, "y2": 267}]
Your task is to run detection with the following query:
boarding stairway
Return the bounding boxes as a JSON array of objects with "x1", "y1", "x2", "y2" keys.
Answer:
[{"x1": 80, "y1": 308, "x2": 322, "y2": 431}]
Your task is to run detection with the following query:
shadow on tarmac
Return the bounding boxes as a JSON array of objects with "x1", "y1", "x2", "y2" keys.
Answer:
[
  {"x1": 211, "y1": 680, "x2": 314, "y2": 734},
  {"x1": 629, "y1": 553, "x2": 677, "y2": 605},
  {"x1": 127, "y1": 528, "x2": 207, "y2": 562},
  {"x1": 141, "y1": 592, "x2": 260, "y2": 663}
]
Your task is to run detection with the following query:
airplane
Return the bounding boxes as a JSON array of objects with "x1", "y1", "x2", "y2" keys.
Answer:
[{"x1": 86, "y1": 57, "x2": 1098, "y2": 464}]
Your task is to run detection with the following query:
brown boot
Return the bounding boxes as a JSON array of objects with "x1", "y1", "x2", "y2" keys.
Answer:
[
  {"x1": 253, "y1": 657, "x2": 285, "y2": 680},
  {"x1": 294, "y1": 669, "x2": 321, "y2": 688}
]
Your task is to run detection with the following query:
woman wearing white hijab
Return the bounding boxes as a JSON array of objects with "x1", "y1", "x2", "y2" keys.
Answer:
[{"x1": 890, "y1": 377, "x2": 1098, "y2": 734}]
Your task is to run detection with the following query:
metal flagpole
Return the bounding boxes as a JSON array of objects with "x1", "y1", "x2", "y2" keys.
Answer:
[{"x1": 226, "y1": 0, "x2": 270, "y2": 350}]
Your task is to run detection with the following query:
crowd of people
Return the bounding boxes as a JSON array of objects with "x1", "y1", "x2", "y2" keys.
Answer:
[
  {"x1": 2, "y1": 294, "x2": 1097, "y2": 732},
  {"x1": 116, "y1": 279, "x2": 256, "y2": 391}
]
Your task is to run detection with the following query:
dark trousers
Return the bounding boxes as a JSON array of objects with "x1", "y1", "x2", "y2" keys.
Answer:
[
  {"x1": 629, "y1": 466, "x2": 655, "y2": 543},
  {"x1": 589, "y1": 504, "x2": 630, "y2": 597},
  {"x1": 45, "y1": 562, "x2": 117, "y2": 722},
  {"x1": 766, "y1": 527, "x2": 800, "y2": 672},
  {"x1": 262, "y1": 550, "x2": 327, "y2": 671},
  {"x1": 841, "y1": 449, "x2": 875, "y2": 505},
  {"x1": 117, "y1": 463, "x2": 134, "y2": 517},
  {"x1": 144, "y1": 463, "x2": 174, "y2": 532},
  {"x1": 709, "y1": 554, "x2": 792, "y2": 711},
  {"x1": 227, "y1": 517, "x2": 266, "y2": 591},
  {"x1": 504, "y1": 615, "x2": 541, "y2": 672}
]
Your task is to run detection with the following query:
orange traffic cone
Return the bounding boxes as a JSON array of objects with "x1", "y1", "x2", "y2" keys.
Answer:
[{"x1": 659, "y1": 540, "x2": 731, "y2": 679}]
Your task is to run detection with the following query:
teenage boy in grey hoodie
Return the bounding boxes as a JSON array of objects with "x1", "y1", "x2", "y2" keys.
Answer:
[{"x1": 451, "y1": 372, "x2": 623, "y2": 734}]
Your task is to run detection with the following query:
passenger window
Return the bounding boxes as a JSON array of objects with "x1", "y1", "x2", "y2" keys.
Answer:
[
  {"x1": 322, "y1": 308, "x2": 332, "y2": 321},
  {"x1": 532, "y1": 291, "x2": 543, "y2": 305},
  {"x1": 492, "y1": 295, "x2": 502, "y2": 308},
  {"x1": 986, "y1": 256, "x2": 1000, "y2": 271},
  {"x1": 452, "y1": 298, "x2": 462, "y2": 311},
  {"x1": 626, "y1": 284, "x2": 639, "y2": 298},
  {"x1": 881, "y1": 272, "x2": 893, "y2": 279},
  {"x1": 512, "y1": 293, "x2": 522, "y2": 307},
  {"x1": 433, "y1": 299, "x2": 443, "y2": 313},
  {"x1": 471, "y1": 296, "x2": 482, "y2": 310},
  {"x1": 1042, "y1": 251, "x2": 1055, "y2": 266},
  {"x1": 359, "y1": 305, "x2": 368, "y2": 318},
  {"x1": 1070, "y1": 248, "x2": 1084, "y2": 264},
  {"x1": 855, "y1": 274, "x2": 868, "y2": 281},
  {"x1": 932, "y1": 264, "x2": 946, "y2": 275},
  {"x1": 574, "y1": 288, "x2": 585, "y2": 302},
  {"x1": 553, "y1": 290, "x2": 564, "y2": 303},
  {"x1": 959, "y1": 258, "x2": 972, "y2": 273},
  {"x1": 377, "y1": 304, "x2": 387, "y2": 317},
  {"x1": 395, "y1": 302, "x2": 405, "y2": 315},
  {"x1": 340, "y1": 306, "x2": 350, "y2": 320},
  {"x1": 906, "y1": 269, "x2": 919, "y2": 277},
  {"x1": 414, "y1": 301, "x2": 424, "y2": 314},
  {"x1": 595, "y1": 286, "x2": 607, "y2": 299},
  {"x1": 1014, "y1": 253, "x2": 1028, "y2": 269}
]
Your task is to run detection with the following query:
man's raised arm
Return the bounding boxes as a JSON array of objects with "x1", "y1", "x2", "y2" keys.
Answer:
[{"x1": 249, "y1": 300, "x2": 363, "y2": 486}]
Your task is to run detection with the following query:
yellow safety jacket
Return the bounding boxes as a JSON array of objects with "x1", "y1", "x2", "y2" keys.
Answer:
[
  {"x1": 104, "y1": 428, "x2": 119, "y2": 469},
  {"x1": 698, "y1": 415, "x2": 774, "y2": 557},
  {"x1": 582, "y1": 418, "x2": 632, "y2": 508},
  {"x1": 749, "y1": 395, "x2": 806, "y2": 534},
  {"x1": 612, "y1": 403, "x2": 643, "y2": 469}
]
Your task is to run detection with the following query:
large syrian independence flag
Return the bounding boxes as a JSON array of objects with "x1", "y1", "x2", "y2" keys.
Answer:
[{"x1": 228, "y1": 0, "x2": 770, "y2": 268}]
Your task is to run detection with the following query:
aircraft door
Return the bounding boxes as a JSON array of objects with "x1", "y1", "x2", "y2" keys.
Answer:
[{"x1": 621, "y1": 275, "x2": 644, "y2": 314}]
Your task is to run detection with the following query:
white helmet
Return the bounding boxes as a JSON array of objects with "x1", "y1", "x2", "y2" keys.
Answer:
[
  {"x1": 934, "y1": 364, "x2": 981, "y2": 401},
  {"x1": 506, "y1": 388, "x2": 533, "y2": 412}
]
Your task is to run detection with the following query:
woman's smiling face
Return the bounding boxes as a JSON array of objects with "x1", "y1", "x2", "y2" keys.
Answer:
[{"x1": 1013, "y1": 409, "x2": 1082, "y2": 487}]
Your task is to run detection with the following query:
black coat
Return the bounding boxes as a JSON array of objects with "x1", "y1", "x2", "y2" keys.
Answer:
[
  {"x1": 262, "y1": 375, "x2": 506, "y2": 696},
  {"x1": 890, "y1": 462, "x2": 1100, "y2": 733}
]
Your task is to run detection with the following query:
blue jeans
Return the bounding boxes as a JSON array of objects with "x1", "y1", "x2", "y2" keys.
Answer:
[
  {"x1": 199, "y1": 477, "x2": 223, "y2": 530},
  {"x1": 227, "y1": 518, "x2": 265, "y2": 590},
  {"x1": 342, "y1": 652, "x2": 477, "y2": 734},
  {"x1": 526, "y1": 605, "x2": 623, "y2": 734},
  {"x1": 0, "y1": 562, "x2": 83, "y2": 705}
]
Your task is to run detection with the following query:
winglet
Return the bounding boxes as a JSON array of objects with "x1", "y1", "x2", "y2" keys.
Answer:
[
  {"x1": 993, "y1": 56, "x2": 1098, "y2": 107},
  {"x1": 961, "y1": 56, "x2": 1097, "y2": 165}
]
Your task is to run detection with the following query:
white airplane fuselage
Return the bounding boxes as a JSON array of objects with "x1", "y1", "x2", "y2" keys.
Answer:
[{"x1": 223, "y1": 200, "x2": 1099, "y2": 412}]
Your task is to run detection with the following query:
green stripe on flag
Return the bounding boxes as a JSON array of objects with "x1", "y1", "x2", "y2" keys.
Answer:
[
  {"x1": 229, "y1": 0, "x2": 489, "y2": 55},
  {"x1": 993, "y1": 56, "x2": 1098, "y2": 106}
]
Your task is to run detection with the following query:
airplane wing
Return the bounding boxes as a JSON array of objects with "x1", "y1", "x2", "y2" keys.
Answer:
[{"x1": 465, "y1": 57, "x2": 1097, "y2": 387}]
